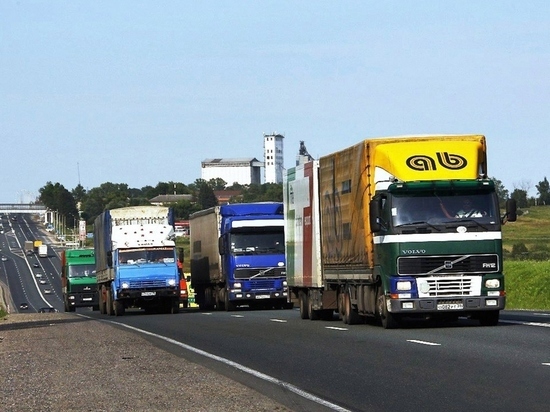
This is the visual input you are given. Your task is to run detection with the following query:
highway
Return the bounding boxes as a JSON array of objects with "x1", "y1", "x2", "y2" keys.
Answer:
[
  {"x1": 1, "y1": 213, "x2": 550, "y2": 411},
  {"x1": 0, "y1": 213, "x2": 63, "y2": 313}
]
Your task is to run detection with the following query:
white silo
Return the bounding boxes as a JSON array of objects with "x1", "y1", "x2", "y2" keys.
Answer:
[{"x1": 263, "y1": 132, "x2": 284, "y2": 184}]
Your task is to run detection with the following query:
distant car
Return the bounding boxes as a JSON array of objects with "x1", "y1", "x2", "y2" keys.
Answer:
[
  {"x1": 39, "y1": 307, "x2": 57, "y2": 313},
  {"x1": 43, "y1": 288, "x2": 52, "y2": 294},
  {"x1": 33, "y1": 263, "x2": 39, "y2": 268},
  {"x1": 19, "y1": 303, "x2": 29, "y2": 310},
  {"x1": 35, "y1": 273, "x2": 42, "y2": 278},
  {"x1": 39, "y1": 279, "x2": 47, "y2": 285},
  {"x1": 1, "y1": 256, "x2": 7, "y2": 261}
]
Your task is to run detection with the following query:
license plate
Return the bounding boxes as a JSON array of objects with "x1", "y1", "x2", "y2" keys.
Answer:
[
  {"x1": 437, "y1": 303, "x2": 463, "y2": 310},
  {"x1": 255, "y1": 294, "x2": 270, "y2": 299},
  {"x1": 141, "y1": 291, "x2": 156, "y2": 296}
]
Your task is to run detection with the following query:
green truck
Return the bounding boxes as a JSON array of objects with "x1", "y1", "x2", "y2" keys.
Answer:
[
  {"x1": 284, "y1": 135, "x2": 517, "y2": 328},
  {"x1": 61, "y1": 249, "x2": 99, "y2": 312}
]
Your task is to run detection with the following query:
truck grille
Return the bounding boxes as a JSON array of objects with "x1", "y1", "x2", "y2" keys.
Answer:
[
  {"x1": 234, "y1": 267, "x2": 286, "y2": 279},
  {"x1": 417, "y1": 275, "x2": 481, "y2": 297},
  {"x1": 128, "y1": 280, "x2": 167, "y2": 289},
  {"x1": 397, "y1": 254, "x2": 499, "y2": 275}
]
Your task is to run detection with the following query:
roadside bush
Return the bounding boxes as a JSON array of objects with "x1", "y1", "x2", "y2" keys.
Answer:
[{"x1": 510, "y1": 242, "x2": 529, "y2": 260}]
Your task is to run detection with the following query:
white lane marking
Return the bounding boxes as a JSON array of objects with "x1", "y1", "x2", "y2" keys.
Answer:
[
  {"x1": 407, "y1": 339, "x2": 441, "y2": 346},
  {"x1": 231, "y1": 315, "x2": 244, "y2": 318},
  {"x1": 270, "y1": 319, "x2": 287, "y2": 323},
  {"x1": 325, "y1": 326, "x2": 348, "y2": 331},
  {"x1": 85, "y1": 316, "x2": 352, "y2": 412},
  {"x1": 500, "y1": 320, "x2": 550, "y2": 328},
  {"x1": 202, "y1": 313, "x2": 213, "y2": 315},
  {"x1": 542, "y1": 363, "x2": 550, "y2": 367},
  {"x1": 533, "y1": 313, "x2": 550, "y2": 317}
]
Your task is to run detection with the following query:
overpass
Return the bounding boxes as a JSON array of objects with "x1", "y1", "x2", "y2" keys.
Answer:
[{"x1": 0, "y1": 204, "x2": 48, "y2": 214}]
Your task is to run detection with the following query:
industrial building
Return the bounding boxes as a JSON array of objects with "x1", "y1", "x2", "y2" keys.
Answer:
[{"x1": 200, "y1": 133, "x2": 285, "y2": 186}]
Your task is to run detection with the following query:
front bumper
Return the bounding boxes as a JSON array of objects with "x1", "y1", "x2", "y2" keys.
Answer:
[{"x1": 388, "y1": 296, "x2": 505, "y2": 314}]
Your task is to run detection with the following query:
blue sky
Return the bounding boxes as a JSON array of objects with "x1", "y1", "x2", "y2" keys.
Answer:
[{"x1": 1, "y1": 1, "x2": 549, "y2": 203}]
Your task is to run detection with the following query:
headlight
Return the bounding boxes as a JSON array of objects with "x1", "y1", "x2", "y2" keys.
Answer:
[
  {"x1": 485, "y1": 279, "x2": 500, "y2": 288},
  {"x1": 283, "y1": 280, "x2": 288, "y2": 287},
  {"x1": 233, "y1": 282, "x2": 242, "y2": 289},
  {"x1": 121, "y1": 282, "x2": 130, "y2": 289},
  {"x1": 396, "y1": 281, "x2": 412, "y2": 291},
  {"x1": 168, "y1": 279, "x2": 176, "y2": 287}
]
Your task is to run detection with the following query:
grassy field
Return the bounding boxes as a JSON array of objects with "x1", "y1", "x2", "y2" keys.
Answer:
[{"x1": 503, "y1": 206, "x2": 550, "y2": 310}]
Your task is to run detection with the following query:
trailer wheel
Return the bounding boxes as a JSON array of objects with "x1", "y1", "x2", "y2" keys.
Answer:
[
  {"x1": 343, "y1": 291, "x2": 361, "y2": 325},
  {"x1": 308, "y1": 296, "x2": 320, "y2": 320},
  {"x1": 299, "y1": 291, "x2": 309, "y2": 319},
  {"x1": 171, "y1": 299, "x2": 180, "y2": 314},
  {"x1": 377, "y1": 290, "x2": 400, "y2": 329}
]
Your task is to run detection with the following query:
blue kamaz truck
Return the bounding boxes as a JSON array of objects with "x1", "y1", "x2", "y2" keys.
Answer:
[
  {"x1": 190, "y1": 202, "x2": 290, "y2": 310},
  {"x1": 94, "y1": 206, "x2": 180, "y2": 316}
]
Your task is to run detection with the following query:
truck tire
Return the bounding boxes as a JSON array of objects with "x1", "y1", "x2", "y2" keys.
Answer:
[
  {"x1": 114, "y1": 300, "x2": 125, "y2": 316},
  {"x1": 99, "y1": 287, "x2": 106, "y2": 314},
  {"x1": 171, "y1": 299, "x2": 180, "y2": 314},
  {"x1": 299, "y1": 291, "x2": 309, "y2": 319},
  {"x1": 343, "y1": 291, "x2": 361, "y2": 325},
  {"x1": 106, "y1": 290, "x2": 113, "y2": 316},
  {"x1": 478, "y1": 310, "x2": 499, "y2": 326},
  {"x1": 224, "y1": 288, "x2": 236, "y2": 311},
  {"x1": 308, "y1": 296, "x2": 320, "y2": 320},
  {"x1": 377, "y1": 290, "x2": 400, "y2": 329}
]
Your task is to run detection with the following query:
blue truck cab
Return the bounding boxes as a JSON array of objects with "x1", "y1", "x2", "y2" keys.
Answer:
[{"x1": 190, "y1": 202, "x2": 290, "y2": 310}]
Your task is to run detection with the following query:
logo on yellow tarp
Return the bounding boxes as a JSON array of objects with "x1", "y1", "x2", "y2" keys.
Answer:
[{"x1": 406, "y1": 152, "x2": 467, "y2": 171}]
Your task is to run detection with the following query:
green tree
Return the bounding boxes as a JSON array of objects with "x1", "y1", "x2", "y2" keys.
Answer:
[
  {"x1": 490, "y1": 176, "x2": 509, "y2": 207},
  {"x1": 511, "y1": 188, "x2": 529, "y2": 208},
  {"x1": 197, "y1": 181, "x2": 218, "y2": 209},
  {"x1": 208, "y1": 178, "x2": 227, "y2": 191},
  {"x1": 536, "y1": 177, "x2": 550, "y2": 205},
  {"x1": 38, "y1": 182, "x2": 79, "y2": 226}
]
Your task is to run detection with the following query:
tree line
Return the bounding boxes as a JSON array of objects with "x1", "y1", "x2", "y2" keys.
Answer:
[
  {"x1": 37, "y1": 175, "x2": 550, "y2": 227},
  {"x1": 37, "y1": 179, "x2": 283, "y2": 226}
]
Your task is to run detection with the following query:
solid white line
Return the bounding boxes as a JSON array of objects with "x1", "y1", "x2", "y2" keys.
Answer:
[
  {"x1": 86, "y1": 316, "x2": 352, "y2": 412},
  {"x1": 325, "y1": 326, "x2": 348, "y2": 331},
  {"x1": 231, "y1": 314, "x2": 244, "y2": 318},
  {"x1": 270, "y1": 319, "x2": 287, "y2": 323},
  {"x1": 407, "y1": 339, "x2": 441, "y2": 346},
  {"x1": 500, "y1": 320, "x2": 550, "y2": 328},
  {"x1": 542, "y1": 363, "x2": 550, "y2": 367}
]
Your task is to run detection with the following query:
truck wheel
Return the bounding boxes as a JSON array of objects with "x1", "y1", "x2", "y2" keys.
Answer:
[
  {"x1": 114, "y1": 300, "x2": 125, "y2": 316},
  {"x1": 299, "y1": 291, "x2": 309, "y2": 319},
  {"x1": 224, "y1": 288, "x2": 236, "y2": 311},
  {"x1": 99, "y1": 287, "x2": 106, "y2": 314},
  {"x1": 308, "y1": 296, "x2": 320, "y2": 320},
  {"x1": 343, "y1": 291, "x2": 361, "y2": 325},
  {"x1": 478, "y1": 310, "x2": 499, "y2": 326},
  {"x1": 106, "y1": 290, "x2": 113, "y2": 316},
  {"x1": 377, "y1": 291, "x2": 400, "y2": 329},
  {"x1": 171, "y1": 300, "x2": 180, "y2": 314}
]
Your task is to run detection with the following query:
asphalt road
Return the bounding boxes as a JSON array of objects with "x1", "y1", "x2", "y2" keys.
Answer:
[
  {"x1": 2, "y1": 213, "x2": 550, "y2": 411},
  {"x1": 79, "y1": 306, "x2": 550, "y2": 412}
]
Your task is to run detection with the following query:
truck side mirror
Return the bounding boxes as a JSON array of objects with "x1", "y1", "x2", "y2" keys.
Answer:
[
  {"x1": 505, "y1": 198, "x2": 517, "y2": 223},
  {"x1": 369, "y1": 198, "x2": 381, "y2": 232},
  {"x1": 107, "y1": 251, "x2": 113, "y2": 267},
  {"x1": 178, "y1": 247, "x2": 184, "y2": 263}
]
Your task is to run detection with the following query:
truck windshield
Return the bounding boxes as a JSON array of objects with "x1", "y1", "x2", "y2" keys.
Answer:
[
  {"x1": 230, "y1": 232, "x2": 285, "y2": 255},
  {"x1": 392, "y1": 192, "x2": 498, "y2": 227},
  {"x1": 119, "y1": 248, "x2": 175, "y2": 264},
  {"x1": 68, "y1": 264, "x2": 96, "y2": 278}
]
